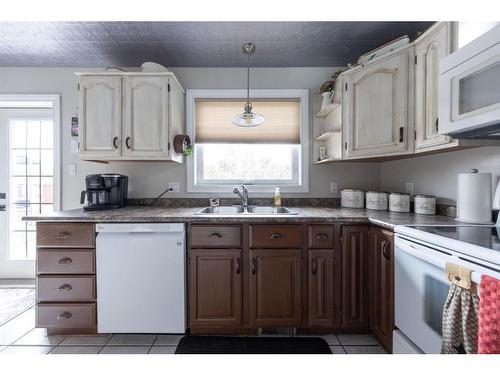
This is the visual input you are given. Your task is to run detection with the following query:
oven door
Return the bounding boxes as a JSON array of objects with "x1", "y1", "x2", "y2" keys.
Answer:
[
  {"x1": 395, "y1": 236, "x2": 451, "y2": 354},
  {"x1": 439, "y1": 27, "x2": 500, "y2": 137}
]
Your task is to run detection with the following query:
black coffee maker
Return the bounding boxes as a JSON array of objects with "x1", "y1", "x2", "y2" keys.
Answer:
[{"x1": 80, "y1": 174, "x2": 128, "y2": 211}]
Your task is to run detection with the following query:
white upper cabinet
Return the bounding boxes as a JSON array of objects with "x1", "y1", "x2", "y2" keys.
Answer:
[
  {"x1": 79, "y1": 75, "x2": 122, "y2": 159},
  {"x1": 77, "y1": 72, "x2": 185, "y2": 162},
  {"x1": 414, "y1": 22, "x2": 456, "y2": 152},
  {"x1": 343, "y1": 46, "x2": 414, "y2": 159},
  {"x1": 122, "y1": 76, "x2": 169, "y2": 159}
]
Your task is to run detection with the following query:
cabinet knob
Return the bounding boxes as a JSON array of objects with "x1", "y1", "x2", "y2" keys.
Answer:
[
  {"x1": 57, "y1": 311, "x2": 72, "y2": 320},
  {"x1": 57, "y1": 284, "x2": 73, "y2": 292},
  {"x1": 58, "y1": 257, "x2": 72, "y2": 264}
]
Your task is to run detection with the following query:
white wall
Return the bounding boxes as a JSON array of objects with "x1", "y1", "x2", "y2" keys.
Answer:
[
  {"x1": 0, "y1": 67, "x2": 381, "y2": 209},
  {"x1": 380, "y1": 147, "x2": 500, "y2": 205}
]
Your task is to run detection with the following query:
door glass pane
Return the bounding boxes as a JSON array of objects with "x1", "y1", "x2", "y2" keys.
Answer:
[
  {"x1": 459, "y1": 60, "x2": 500, "y2": 114},
  {"x1": 9, "y1": 118, "x2": 54, "y2": 261}
]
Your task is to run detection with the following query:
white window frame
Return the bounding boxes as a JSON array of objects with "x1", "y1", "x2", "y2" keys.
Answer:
[{"x1": 186, "y1": 89, "x2": 309, "y2": 193}]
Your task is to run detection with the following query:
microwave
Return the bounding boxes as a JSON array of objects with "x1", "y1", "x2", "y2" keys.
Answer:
[{"x1": 439, "y1": 25, "x2": 500, "y2": 139}]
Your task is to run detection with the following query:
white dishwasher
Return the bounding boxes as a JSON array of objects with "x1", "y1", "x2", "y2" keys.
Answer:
[{"x1": 96, "y1": 223, "x2": 186, "y2": 333}]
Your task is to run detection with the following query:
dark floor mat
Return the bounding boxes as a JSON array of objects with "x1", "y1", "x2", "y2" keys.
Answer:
[{"x1": 175, "y1": 336, "x2": 332, "y2": 354}]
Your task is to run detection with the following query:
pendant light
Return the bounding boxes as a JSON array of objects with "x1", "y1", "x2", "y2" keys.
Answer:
[{"x1": 232, "y1": 42, "x2": 265, "y2": 127}]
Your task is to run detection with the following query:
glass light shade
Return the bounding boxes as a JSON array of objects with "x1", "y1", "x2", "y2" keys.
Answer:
[{"x1": 232, "y1": 112, "x2": 265, "y2": 127}]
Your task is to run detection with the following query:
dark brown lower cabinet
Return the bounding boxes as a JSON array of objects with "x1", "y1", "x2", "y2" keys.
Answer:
[
  {"x1": 308, "y1": 250, "x2": 335, "y2": 327},
  {"x1": 369, "y1": 227, "x2": 394, "y2": 352},
  {"x1": 249, "y1": 249, "x2": 302, "y2": 327},
  {"x1": 342, "y1": 225, "x2": 370, "y2": 329},
  {"x1": 188, "y1": 249, "x2": 243, "y2": 327}
]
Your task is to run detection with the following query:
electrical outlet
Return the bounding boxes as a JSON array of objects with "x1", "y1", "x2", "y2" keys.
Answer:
[
  {"x1": 168, "y1": 182, "x2": 180, "y2": 193},
  {"x1": 68, "y1": 163, "x2": 77, "y2": 176},
  {"x1": 330, "y1": 182, "x2": 338, "y2": 194},
  {"x1": 405, "y1": 182, "x2": 415, "y2": 196}
]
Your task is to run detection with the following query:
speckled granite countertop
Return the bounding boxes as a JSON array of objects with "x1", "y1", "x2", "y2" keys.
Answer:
[{"x1": 24, "y1": 205, "x2": 457, "y2": 230}]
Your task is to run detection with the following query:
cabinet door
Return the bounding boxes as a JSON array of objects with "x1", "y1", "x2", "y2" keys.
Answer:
[
  {"x1": 308, "y1": 249, "x2": 334, "y2": 327},
  {"x1": 249, "y1": 249, "x2": 302, "y2": 327},
  {"x1": 79, "y1": 76, "x2": 122, "y2": 158},
  {"x1": 341, "y1": 226, "x2": 369, "y2": 329},
  {"x1": 188, "y1": 250, "x2": 242, "y2": 327},
  {"x1": 415, "y1": 22, "x2": 457, "y2": 152},
  {"x1": 369, "y1": 228, "x2": 394, "y2": 352},
  {"x1": 344, "y1": 48, "x2": 412, "y2": 159},
  {"x1": 122, "y1": 76, "x2": 169, "y2": 159}
]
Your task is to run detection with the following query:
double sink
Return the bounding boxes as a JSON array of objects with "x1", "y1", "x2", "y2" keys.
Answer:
[{"x1": 195, "y1": 205, "x2": 297, "y2": 215}]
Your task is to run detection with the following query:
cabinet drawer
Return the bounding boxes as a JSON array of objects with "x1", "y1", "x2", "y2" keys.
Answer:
[
  {"x1": 308, "y1": 226, "x2": 335, "y2": 249},
  {"x1": 37, "y1": 223, "x2": 95, "y2": 248},
  {"x1": 37, "y1": 249, "x2": 95, "y2": 274},
  {"x1": 36, "y1": 303, "x2": 96, "y2": 329},
  {"x1": 37, "y1": 276, "x2": 96, "y2": 302},
  {"x1": 190, "y1": 225, "x2": 242, "y2": 248},
  {"x1": 249, "y1": 225, "x2": 302, "y2": 249}
]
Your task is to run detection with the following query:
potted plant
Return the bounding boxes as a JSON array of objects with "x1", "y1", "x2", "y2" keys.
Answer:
[
  {"x1": 173, "y1": 135, "x2": 193, "y2": 156},
  {"x1": 319, "y1": 69, "x2": 346, "y2": 109}
]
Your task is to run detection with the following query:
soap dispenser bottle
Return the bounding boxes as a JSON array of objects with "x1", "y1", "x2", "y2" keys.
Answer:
[{"x1": 274, "y1": 187, "x2": 282, "y2": 207}]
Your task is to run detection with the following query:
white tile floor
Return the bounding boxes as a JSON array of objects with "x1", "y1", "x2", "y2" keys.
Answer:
[{"x1": 0, "y1": 306, "x2": 387, "y2": 354}]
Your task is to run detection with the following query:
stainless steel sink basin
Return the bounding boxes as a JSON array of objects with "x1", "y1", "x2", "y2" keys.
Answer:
[{"x1": 194, "y1": 205, "x2": 297, "y2": 215}]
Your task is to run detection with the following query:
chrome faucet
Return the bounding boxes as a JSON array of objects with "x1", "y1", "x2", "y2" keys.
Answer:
[{"x1": 233, "y1": 184, "x2": 249, "y2": 206}]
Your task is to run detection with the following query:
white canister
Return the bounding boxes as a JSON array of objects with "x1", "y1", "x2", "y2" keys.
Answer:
[
  {"x1": 389, "y1": 192, "x2": 411, "y2": 213},
  {"x1": 366, "y1": 191, "x2": 388, "y2": 211},
  {"x1": 457, "y1": 168, "x2": 493, "y2": 224},
  {"x1": 414, "y1": 194, "x2": 436, "y2": 215},
  {"x1": 341, "y1": 189, "x2": 364, "y2": 208}
]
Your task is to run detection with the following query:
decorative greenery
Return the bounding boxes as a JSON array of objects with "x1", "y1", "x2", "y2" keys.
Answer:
[
  {"x1": 320, "y1": 68, "x2": 348, "y2": 93},
  {"x1": 182, "y1": 143, "x2": 193, "y2": 156}
]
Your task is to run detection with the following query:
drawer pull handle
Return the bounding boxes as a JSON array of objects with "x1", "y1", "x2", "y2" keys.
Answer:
[
  {"x1": 56, "y1": 231, "x2": 71, "y2": 239},
  {"x1": 57, "y1": 311, "x2": 72, "y2": 320},
  {"x1": 209, "y1": 232, "x2": 223, "y2": 238},
  {"x1": 57, "y1": 284, "x2": 73, "y2": 292},
  {"x1": 58, "y1": 257, "x2": 73, "y2": 264},
  {"x1": 270, "y1": 233, "x2": 283, "y2": 240},
  {"x1": 315, "y1": 233, "x2": 329, "y2": 240}
]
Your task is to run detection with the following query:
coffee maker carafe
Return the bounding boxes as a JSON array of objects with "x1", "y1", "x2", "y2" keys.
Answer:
[{"x1": 80, "y1": 174, "x2": 128, "y2": 211}]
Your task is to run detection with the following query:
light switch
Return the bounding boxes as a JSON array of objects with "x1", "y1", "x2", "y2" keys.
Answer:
[{"x1": 68, "y1": 163, "x2": 77, "y2": 176}]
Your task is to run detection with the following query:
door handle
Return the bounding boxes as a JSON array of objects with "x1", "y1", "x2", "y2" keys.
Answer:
[
  {"x1": 236, "y1": 257, "x2": 241, "y2": 274},
  {"x1": 435, "y1": 118, "x2": 439, "y2": 133},
  {"x1": 113, "y1": 136, "x2": 119, "y2": 149},
  {"x1": 399, "y1": 126, "x2": 404, "y2": 143},
  {"x1": 125, "y1": 137, "x2": 132, "y2": 149},
  {"x1": 312, "y1": 258, "x2": 318, "y2": 275},
  {"x1": 251, "y1": 257, "x2": 257, "y2": 274},
  {"x1": 382, "y1": 240, "x2": 391, "y2": 260},
  {"x1": 57, "y1": 284, "x2": 73, "y2": 292}
]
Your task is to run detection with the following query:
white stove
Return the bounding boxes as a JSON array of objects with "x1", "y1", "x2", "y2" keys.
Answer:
[{"x1": 393, "y1": 224, "x2": 500, "y2": 354}]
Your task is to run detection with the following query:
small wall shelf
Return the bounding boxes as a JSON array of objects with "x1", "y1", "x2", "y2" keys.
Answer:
[
  {"x1": 314, "y1": 157, "x2": 341, "y2": 164},
  {"x1": 315, "y1": 131, "x2": 340, "y2": 141},
  {"x1": 316, "y1": 102, "x2": 340, "y2": 118}
]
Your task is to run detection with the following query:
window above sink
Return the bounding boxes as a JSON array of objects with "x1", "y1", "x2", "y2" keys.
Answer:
[{"x1": 186, "y1": 89, "x2": 310, "y2": 193}]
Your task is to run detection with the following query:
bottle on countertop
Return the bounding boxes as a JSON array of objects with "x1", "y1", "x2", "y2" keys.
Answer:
[{"x1": 274, "y1": 187, "x2": 282, "y2": 207}]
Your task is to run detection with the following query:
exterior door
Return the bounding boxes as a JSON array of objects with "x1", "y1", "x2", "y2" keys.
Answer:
[
  {"x1": 341, "y1": 225, "x2": 369, "y2": 329},
  {"x1": 188, "y1": 249, "x2": 242, "y2": 327},
  {"x1": 0, "y1": 108, "x2": 56, "y2": 278},
  {"x1": 78, "y1": 75, "x2": 122, "y2": 159},
  {"x1": 415, "y1": 22, "x2": 457, "y2": 151},
  {"x1": 308, "y1": 249, "x2": 334, "y2": 327},
  {"x1": 122, "y1": 76, "x2": 169, "y2": 159},
  {"x1": 369, "y1": 227, "x2": 395, "y2": 352},
  {"x1": 344, "y1": 48, "x2": 413, "y2": 159},
  {"x1": 249, "y1": 249, "x2": 302, "y2": 327}
]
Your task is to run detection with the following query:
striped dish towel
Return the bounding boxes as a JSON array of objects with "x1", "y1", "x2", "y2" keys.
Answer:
[{"x1": 478, "y1": 275, "x2": 500, "y2": 354}]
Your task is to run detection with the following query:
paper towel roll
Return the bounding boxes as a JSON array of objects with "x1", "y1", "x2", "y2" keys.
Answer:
[{"x1": 457, "y1": 169, "x2": 493, "y2": 224}]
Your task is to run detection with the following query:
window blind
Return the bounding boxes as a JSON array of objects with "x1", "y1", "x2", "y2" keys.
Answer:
[{"x1": 195, "y1": 98, "x2": 301, "y2": 144}]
